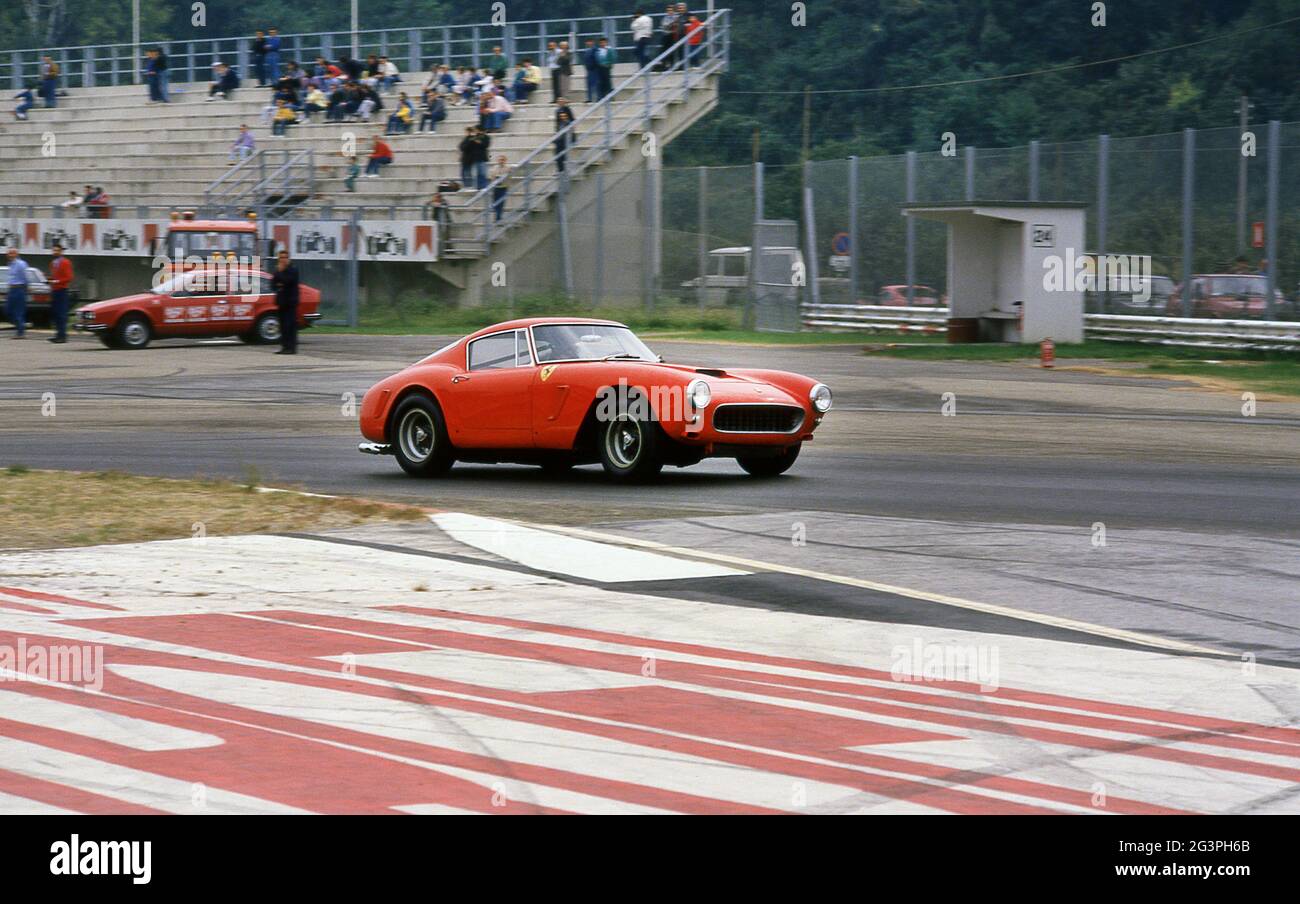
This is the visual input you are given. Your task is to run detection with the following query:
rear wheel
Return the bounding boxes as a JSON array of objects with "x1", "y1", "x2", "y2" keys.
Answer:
[
  {"x1": 598, "y1": 411, "x2": 662, "y2": 482},
  {"x1": 737, "y1": 443, "x2": 801, "y2": 478},
  {"x1": 114, "y1": 314, "x2": 152, "y2": 350},
  {"x1": 391, "y1": 395, "x2": 455, "y2": 477}
]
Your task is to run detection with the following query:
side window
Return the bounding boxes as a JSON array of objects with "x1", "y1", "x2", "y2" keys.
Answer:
[
  {"x1": 515, "y1": 330, "x2": 532, "y2": 366},
  {"x1": 468, "y1": 332, "x2": 519, "y2": 371}
]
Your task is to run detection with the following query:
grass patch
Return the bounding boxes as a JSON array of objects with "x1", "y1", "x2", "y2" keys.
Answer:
[{"x1": 0, "y1": 469, "x2": 428, "y2": 550}]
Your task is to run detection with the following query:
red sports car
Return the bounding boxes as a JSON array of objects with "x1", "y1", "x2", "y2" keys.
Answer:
[
  {"x1": 358, "y1": 318, "x2": 833, "y2": 480},
  {"x1": 74, "y1": 267, "x2": 321, "y2": 349}
]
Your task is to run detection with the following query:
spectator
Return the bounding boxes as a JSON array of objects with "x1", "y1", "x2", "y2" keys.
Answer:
[
  {"x1": 631, "y1": 9, "x2": 654, "y2": 69},
  {"x1": 686, "y1": 14, "x2": 704, "y2": 65},
  {"x1": 427, "y1": 192, "x2": 450, "y2": 253},
  {"x1": 515, "y1": 58, "x2": 542, "y2": 103},
  {"x1": 355, "y1": 83, "x2": 382, "y2": 121},
  {"x1": 302, "y1": 84, "x2": 327, "y2": 120},
  {"x1": 270, "y1": 249, "x2": 299, "y2": 355},
  {"x1": 484, "y1": 90, "x2": 513, "y2": 132},
  {"x1": 5, "y1": 248, "x2": 30, "y2": 339},
  {"x1": 582, "y1": 39, "x2": 600, "y2": 102},
  {"x1": 378, "y1": 56, "x2": 401, "y2": 92},
  {"x1": 554, "y1": 109, "x2": 576, "y2": 173},
  {"x1": 207, "y1": 63, "x2": 240, "y2": 100},
  {"x1": 385, "y1": 92, "x2": 414, "y2": 134},
  {"x1": 229, "y1": 124, "x2": 255, "y2": 163},
  {"x1": 339, "y1": 54, "x2": 364, "y2": 82},
  {"x1": 271, "y1": 100, "x2": 296, "y2": 137},
  {"x1": 546, "y1": 43, "x2": 562, "y2": 97},
  {"x1": 418, "y1": 89, "x2": 447, "y2": 132},
  {"x1": 342, "y1": 154, "x2": 361, "y2": 192},
  {"x1": 264, "y1": 28, "x2": 283, "y2": 84},
  {"x1": 145, "y1": 49, "x2": 166, "y2": 104},
  {"x1": 40, "y1": 57, "x2": 59, "y2": 109},
  {"x1": 661, "y1": 4, "x2": 682, "y2": 65},
  {"x1": 486, "y1": 46, "x2": 509, "y2": 82},
  {"x1": 556, "y1": 42, "x2": 573, "y2": 99},
  {"x1": 595, "y1": 38, "x2": 616, "y2": 98},
  {"x1": 251, "y1": 31, "x2": 268, "y2": 86},
  {"x1": 156, "y1": 47, "x2": 171, "y2": 102},
  {"x1": 362, "y1": 54, "x2": 381, "y2": 88},
  {"x1": 86, "y1": 187, "x2": 111, "y2": 218},
  {"x1": 553, "y1": 96, "x2": 576, "y2": 128},
  {"x1": 60, "y1": 190, "x2": 84, "y2": 212},
  {"x1": 81, "y1": 185, "x2": 100, "y2": 208},
  {"x1": 47, "y1": 243, "x2": 73, "y2": 344},
  {"x1": 459, "y1": 126, "x2": 490, "y2": 188},
  {"x1": 326, "y1": 83, "x2": 350, "y2": 121},
  {"x1": 450, "y1": 66, "x2": 474, "y2": 105},
  {"x1": 14, "y1": 85, "x2": 35, "y2": 120},
  {"x1": 364, "y1": 134, "x2": 394, "y2": 177},
  {"x1": 489, "y1": 155, "x2": 511, "y2": 222}
]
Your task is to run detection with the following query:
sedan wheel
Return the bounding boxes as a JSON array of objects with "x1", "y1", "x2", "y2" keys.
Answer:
[
  {"x1": 598, "y1": 413, "x2": 662, "y2": 481},
  {"x1": 390, "y1": 395, "x2": 454, "y2": 477},
  {"x1": 252, "y1": 313, "x2": 282, "y2": 344},
  {"x1": 115, "y1": 315, "x2": 152, "y2": 350}
]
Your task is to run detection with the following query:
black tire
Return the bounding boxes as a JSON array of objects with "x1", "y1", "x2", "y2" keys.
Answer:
[
  {"x1": 96, "y1": 332, "x2": 120, "y2": 349},
  {"x1": 737, "y1": 443, "x2": 801, "y2": 478},
  {"x1": 248, "y1": 312, "x2": 282, "y2": 345},
  {"x1": 114, "y1": 314, "x2": 152, "y2": 350},
  {"x1": 597, "y1": 409, "x2": 663, "y2": 482},
  {"x1": 539, "y1": 457, "x2": 575, "y2": 476},
  {"x1": 390, "y1": 394, "x2": 455, "y2": 477}
]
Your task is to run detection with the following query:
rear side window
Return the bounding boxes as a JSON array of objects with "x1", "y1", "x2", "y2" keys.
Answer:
[{"x1": 468, "y1": 331, "x2": 521, "y2": 370}]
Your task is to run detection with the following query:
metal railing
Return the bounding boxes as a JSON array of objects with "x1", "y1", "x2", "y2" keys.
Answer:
[
  {"x1": 449, "y1": 8, "x2": 729, "y2": 252},
  {"x1": 4, "y1": 12, "x2": 713, "y2": 91},
  {"x1": 203, "y1": 148, "x2": 316, "y2": 217}
]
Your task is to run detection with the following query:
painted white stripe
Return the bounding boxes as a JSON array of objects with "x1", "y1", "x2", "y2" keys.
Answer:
[
  {"x1": 0, "y1": 791, "x2": 74, "y2": 815},
  {"x1": 0, "y1": 687, "x2": 223, "y2": 751},
  {"x1": 433, "y1": 512, "x2": 747, "y2": 583}
]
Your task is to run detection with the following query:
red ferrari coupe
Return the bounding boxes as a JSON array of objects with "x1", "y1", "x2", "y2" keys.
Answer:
[{"x1": 358, "y1": 318, "x2": 832, "y2": 480}]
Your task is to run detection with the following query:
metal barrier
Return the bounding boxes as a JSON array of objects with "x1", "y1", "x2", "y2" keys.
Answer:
[
  {"x1": 4, "y1": 12, "x2": 712, "y2": 91},
  {"x1": 1085, "y1": 314, "x2": 1300, "y2": 350},
  {"x1": 801, "y1": 303, "x2": 948, "y2": 334},
  {"x1": 204, "y1": 149, "x2": 317, "y2": 218}
]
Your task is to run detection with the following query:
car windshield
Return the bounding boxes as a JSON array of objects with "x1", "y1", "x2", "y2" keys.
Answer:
[
  {"x1": 152, "y1": 270, "x2": 261, "y2": 295},
  {"x1": 531, "y1": 324, "x2": 657, "y2": 363}
]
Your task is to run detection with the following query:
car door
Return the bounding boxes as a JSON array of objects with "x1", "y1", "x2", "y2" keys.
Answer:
[{"x1": 444, "y1": 329, "x2": 535, "y2": 448}]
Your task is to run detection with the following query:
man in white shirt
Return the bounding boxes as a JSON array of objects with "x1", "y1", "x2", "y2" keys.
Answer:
[
  {"x1": 631, "y1": 9, "x2": 655, "y2": 69},
  {"x1": 378, "y1": 56, "x2": 401, "y2": 92}
]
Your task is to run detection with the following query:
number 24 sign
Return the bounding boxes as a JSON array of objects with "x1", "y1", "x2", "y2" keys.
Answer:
[{"x1": 1032, "y1": 224, "x2": 1056, "y2": 248}]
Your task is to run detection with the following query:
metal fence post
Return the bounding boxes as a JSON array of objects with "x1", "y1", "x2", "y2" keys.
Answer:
[
  {"x1": 594, "y1": 171, "x2": 605, "y2": 306},
  {"x1": 1181, "y1": 128, "x2": 1195, "y2": 317},
  {"x1": 697, "y1": 166, "x2": 708, "y2": 311},
  {"x1": 964, "y1": 145, "x2": 975, "y2": 201},
  {"x1": 803, "y1": 172, "x2": 821, "y2": 310},
  {"x1": 1266, "y1": 119, "x2": 1280, "y2": 319},
  {"x1": 557, "y1": 174, "x2": 575, "y2": 300},
  {"x1": 1028, "y1": 139, "x2": 1040, "y2": 201},
  {"x1": 348, "y1": 208, "x2": 360, "y2": 327},
  {"x1": 408, "y1": 28, "x2": 421, "y2": 76},
  {"x1": 746, "y1": 161, "x2": 764, "y2": 330},
  {"x1": 848, "y1": 155, "x2": 859, "y2": 303},
  {"x1": 1097, "y1": 134, "x2": 1110, "y2": 312},
  {"x1": 905, "y1": 150, "x2": 917, "y2": 306}
]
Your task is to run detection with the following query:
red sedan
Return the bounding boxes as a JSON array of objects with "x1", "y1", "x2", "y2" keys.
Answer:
[
  {"x1": 358, "y1": 318, "x2": 833, "y2": 481},
  {"x1": 75, "y1": 267, "x2": 321, "y2": 349}
]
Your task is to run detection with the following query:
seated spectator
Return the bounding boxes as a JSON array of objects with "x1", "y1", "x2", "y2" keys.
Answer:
[
  {"x1": 60, "y1": 190, "x2": 84, "y2": 211},
  {"x1": 418, "y1": 89, "x2": 446, "y2": 132},
  {"x1": 473, "y1": 69, "x2": 495, "y2": 99},
  {"x1": 229, "y1": 124, "x2": 255, "y2": 163},
  {"x1": 362, "y1": 54, "x2": 382, "y2": 88},
  {"x1": 13, "y1": 85, "x2": 35, "y2": 121},
  {"x1": 355, "y1": 84, "x2": 382, "y2": 122},
  {"x1": 378, "y1": 56, "x2": 401, "y2": 92},
  {"x1": 513, "y1": 58, "x2": 542, "y2": 104},
  {"x1": 484, "y1": 90, "x2": 513, "y2": 132},
  {"x1": 271, "y1": 100, "x2": 297, "y2": 136},
  {"x1": 450, "y1": 66, "x2": 474, "y2": 104},
  {"x1": 302, "y1": 85, "x2": 327, "y2": 120},
  {"x1": 206, "y1": 63, "x2": 240, "y2": 100},
  {"x1": 385, "y1": 93, "x2": 414, "y2": 135},
  {"x1": 325, "y1": 84, "x2": 350, "y2": 121},
  {"x1": 364, "y1": 135, "x2": 394, "y2": 177},
  {"x1": 86, "y1": 187, "x2": 112, "y2": 218}
]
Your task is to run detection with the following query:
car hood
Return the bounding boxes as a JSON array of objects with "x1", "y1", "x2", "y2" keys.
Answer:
[
  {"x1": 597, "y1": 361, "x2": 807, "y2": 406},
  {"x1": 82, "y1": 293, "x2": 155, "y2": 310}
]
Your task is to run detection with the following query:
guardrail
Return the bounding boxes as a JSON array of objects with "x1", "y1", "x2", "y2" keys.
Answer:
[
  {"x1": 204, "y1": 148, "x2": 317, "y2": 218},
  {"x1": 801, "y1": 304, "x2": 1300, "y2": 350},
  {"x1": 4, "y1": 11, "x2": 712, "y2": 91}
]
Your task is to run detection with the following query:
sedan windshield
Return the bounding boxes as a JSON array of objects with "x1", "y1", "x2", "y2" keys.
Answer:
[
  {"x1": 531, "y1": 324, "x2": 657, "y2": 363},
  {"x1": 1204, "y1": 277, "x2": 1266, "y2": 296}
]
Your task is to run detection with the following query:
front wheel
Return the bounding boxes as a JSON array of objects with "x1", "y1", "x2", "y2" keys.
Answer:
[
  {"x1": 598, "y1": 413, "x2": 662, "y2": 482},
  {"x1": 248, "y1": 312, "x2": 282, "y2": 344},
  {"x1": 114, "y1": 314, "x2": 152, "y2": 350},
  {"x1": 391, "y1": 395, "x2": 455, "y2": 477},
  {"x1": 737, "y1": 443, "x2": 801, "y2": 478}
]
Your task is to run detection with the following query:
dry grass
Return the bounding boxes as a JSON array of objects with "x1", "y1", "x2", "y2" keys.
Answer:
[{"x1": 0, "y1": 467, "x2": 428, "y2": 550}]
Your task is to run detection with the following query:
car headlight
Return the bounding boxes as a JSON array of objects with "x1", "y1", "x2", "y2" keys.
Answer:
[
  {"x1": 810, "y1": 383, "x2": 832, "y2": 413},
  {"x1": 687, "y1": 378, "x2": 711, "y2": 410},
  {"x1": 80, "y1": 310, "x2": 95, "y2": 321}
]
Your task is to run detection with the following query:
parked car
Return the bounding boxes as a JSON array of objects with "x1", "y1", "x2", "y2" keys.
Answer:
[
  {"x1": 1167, "y1": 274, "x2": 1285, "y2": 319},
  {"x1": 358, "y1": 318, "x2": 833, "y2": 481},
  {"x1": 74, "y1": 267, "x2": 321, "y2": 349},
  {"x1": 0, "y1": 264, "x2": 58, "y2": 326},
  {"x1": 680, "y1": 246, "x2": 806, "y2": 306},
  {"x1": 877, "y1": 284, "x2": 946, "y2": 307},
  {"x1": 1088, "y1": 275, "x2": 1174, "y2": 315}
]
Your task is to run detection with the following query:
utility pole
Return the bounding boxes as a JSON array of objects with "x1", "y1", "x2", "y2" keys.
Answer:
[
  {"x1": 1236, "y1": 95, "x2": 1252, "y2": 253},
  {"x1": 801, "y1": 84, "x2": 812, "y2": 163},
  {"x1": 751, "y1": 127, "x2": 760, "y2": 164}
]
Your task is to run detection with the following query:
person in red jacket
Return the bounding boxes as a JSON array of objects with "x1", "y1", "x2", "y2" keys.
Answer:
[
  {"x1": 47, "y1": 243, "x2": 73, "y2": 344},
  {"x1": 365, "y1": 135, "x2": 394, "y2": 177}
]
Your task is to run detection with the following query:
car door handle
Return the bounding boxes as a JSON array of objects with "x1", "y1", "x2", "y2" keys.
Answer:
[{"x1": 452, "y1": 374, "x2": 471, "y2": 383}]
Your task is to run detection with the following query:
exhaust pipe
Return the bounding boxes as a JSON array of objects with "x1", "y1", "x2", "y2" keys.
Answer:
[{"x1": 358, "y1": 442, "x2": 392, "y2": 456}]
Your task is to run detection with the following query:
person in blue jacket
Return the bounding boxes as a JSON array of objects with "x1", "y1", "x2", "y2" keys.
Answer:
[
  {"x1": 264, "y1": 27, "x2": 283, "y2": 84},
  {"x1": 14, "y1": 85, "x2": 35, "y2": 120},
  {"x1": 582, "y1": 38, "x2": 600, "y2": 103}
]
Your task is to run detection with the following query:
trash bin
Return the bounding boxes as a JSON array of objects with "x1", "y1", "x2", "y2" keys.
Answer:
[{"x1": 947, "y1": 317, "x2": 979, "y2": 343}]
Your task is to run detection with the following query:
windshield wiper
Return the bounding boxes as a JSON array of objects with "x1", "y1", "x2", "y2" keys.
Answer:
[{"x1": 600, "y1": 353, "x2": 645, "y2": 361}]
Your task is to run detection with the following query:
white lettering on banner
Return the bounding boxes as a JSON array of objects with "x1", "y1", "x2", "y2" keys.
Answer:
[{"x1": 0, "y1": 218, "x2": 440, "y2": 262}]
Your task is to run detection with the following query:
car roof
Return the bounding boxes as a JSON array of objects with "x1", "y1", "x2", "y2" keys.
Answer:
[{"x1": 465, "y1": 317, "x2": 626, "y2": 339}]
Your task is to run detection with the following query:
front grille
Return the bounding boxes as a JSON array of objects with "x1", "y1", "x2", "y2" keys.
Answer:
[{"x1": 712, "y1": 404, "x2": 803, "y2": 434}]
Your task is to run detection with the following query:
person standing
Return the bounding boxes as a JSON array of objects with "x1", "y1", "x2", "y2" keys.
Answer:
[
  {"x1": 5, "y1": 248, "x2": 30, "y2": 339},
  {"x1": 489, "y1": 155, "x2": 511, "y2": 222},
  {"x1": 554, "y1": 110, "x2": 576, "y2": 174},
  {"x1": 660, "y1": 5, "x2": 681, "y2": 65},
  {"x1": 264, "y1": 28, "x2": 282, "y2": 85},
  {"x1": 251, "y1": 30, "x2": 268, "y2": 86},
  {"x1": 47, "y1": 243, "x2": 73, "y2": 344},
  {"x1": 556, "y1": 41, "x2": 572, "y2": 99},
  {"x1": 595, "y1": 38, "x2": 616, "y2": 98},
  {"x1": 270, "y1": 249, "x2": 299, "y2": 355},
  {"x1": 582, "y1": 39, "x2": 600, "y2": 103},
  {"x1": 631, "y1": 10, "x2": 654, "y2": 69},
  {"x1": 40, "y1": 57, "x2": 59, "y2": 109}
]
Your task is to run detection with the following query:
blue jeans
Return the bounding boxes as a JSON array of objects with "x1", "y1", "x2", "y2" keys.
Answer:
[
  {"x1": 585, "y1": 68, "x2": 598, "y2": 102},
  {"x1": 147, "y1": 73, "x2": 164, "y2": 102},
  {"x1": 6, "y1": 285, "x2": 28, "y2": 336},
  {"x1": 365, "y1": 155, "x2": 392, "y2": 175},
  {"x1": 50, "y1": 288, "x2": 69, "y2": 340},
  {"x1": 265, "y1": 51, "x2": 281, "y2": 83},
  {"x1": 474, "y1": 160, "x2": 488, "y2": 189},
  {"x1": 41, "y1": 78, "x2": 56, "y2": 108},
  {"x1": 159, "y1": 69, "x2": 170, "y2": 102},
  {"x1": 635, "y1": 37, "x2": 649, "y2": 69},
  {"x1": 492, "y1": 187, "x2": 508, "y2": 221}
]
